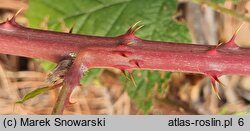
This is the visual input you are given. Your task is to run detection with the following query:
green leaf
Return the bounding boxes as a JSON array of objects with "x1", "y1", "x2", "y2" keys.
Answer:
[
  {"x1": 139, "y1": 100, "x2": 153, "y2": 114},
  {"x1": 122, "y1": 70, "x2": 172, "y2": 113},
  {"x1": 39, "y1": 60, "x2": 56, "y2": 71},
  {"x1": 80, "y1": 68, "x2": 103, "y2": 84},
  {"x1": 16, "y1": 86, "x2": 52, "y2": 104},
  {"x1": 211, "y1": 0, "x2": 239, "y2": 4},
  {"x1": 211, "y1": 0, "x2": 225, "y2": 4},
  {"x1": 27, "y1": 0, "x2": 190, "y2": 41},
  {"x1": 27, "y1": 0, "x2": 191, "y2": 113}
]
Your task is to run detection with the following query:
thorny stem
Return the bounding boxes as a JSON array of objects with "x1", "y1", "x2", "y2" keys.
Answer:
[
  {"x1": 1, "y1": 19, "x2": 249, "y2": 75},
  {"x1": 0, "y1": 16, "x2": 249, "y2": 113},
  {"x1": 192, "y1": 0, "x2": 250, "y2": 23}
]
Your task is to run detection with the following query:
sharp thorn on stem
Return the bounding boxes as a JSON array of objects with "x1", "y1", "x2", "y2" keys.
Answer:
[
  {"x1": 212, "y1": 76, "x2": 225, "y2": 88},
  {"x1": 224, "y1": 23, "x2": 244, "y2": 48},
  {"x1": 129, "y1": 60, "x2": 142, "y2": 68},
  {"x1": 230, "y1": 23, "x2": 244, "y2": 41},
  {"x1": 69, "y1": 22, "x2": 76, "y2": 33},
  {"x1": 132, "y1": 25, "x2": 144, "y2": 34},
  {"x1": 121, "y1": 69, "x2": 136, "y2": 87},
  {"x1": 11, "y1": 8, "x2": 24, "y2": 21},
  {"x1": 215, "y1": 42, "x2": 223, "y2": 48},
  {"x1": 121, "y1": 53, "x2": 127, "y2": 57},
  {"x1": 127, "y1": 41, "x2": 134, "y2": 45},
  {"x1": 209, "y1": 74, "x2": 224, "y2": 100},
  {"x1": 127, "y1": 21, "x2": 143, "y2": 34},
  {"x1": 130, "y1": 21, "x2": 141, "y2": 30},
  {"x1": 211, "y1": 81, "x2": 221, "y2": 100},
  {"x1": 121, "y1": 69, "x2": 130, "y2": 80},
  {"x1": 214, "y1": 23, "x2": 244, "y2": 48},
  {"x1": 234, "y1": 23, "x2": 245, "y2": 38},
  {"x1": 69, "y1": 27, "x2": 73, "y2": 34},
  {"x1": 128, "y1": 70, "x2": 137, "y2": 87},
  {"x1": 135, "y1": 61, "x2": 141, "y2": 68}
]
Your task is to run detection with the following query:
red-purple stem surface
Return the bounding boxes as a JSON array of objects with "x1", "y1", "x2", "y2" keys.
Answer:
[
  {"x1": 0, "y1": 18, "x2": 249, "y2": 113},
  {"x1": 1, "y1": 19, "x2": 249, "y2": 76}
]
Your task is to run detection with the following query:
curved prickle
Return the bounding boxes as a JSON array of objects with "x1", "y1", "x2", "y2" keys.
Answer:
[
  {"x1": 220, "y1": 23, "x2": 244, "y2": 48},
  {"x1": 208, "y1": 74, "x2": 225, "y2": 100},
  {"x1": 126, "y1": 21, "x2": 144, "y2": 34}
]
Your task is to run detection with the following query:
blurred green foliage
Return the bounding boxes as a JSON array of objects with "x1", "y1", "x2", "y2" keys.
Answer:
[
  {"x1": 211, "y1": 0, "x2": 239, "y2": 4},
  {"x1": 211, "y1": 0, "x2": 225, "y2": 4},
  {"x1": 26, "y1": 0, "x2": 191, "y2": 112},
  {"x1": 16, "y1": 85, "x2": 53, "y2": 104}
]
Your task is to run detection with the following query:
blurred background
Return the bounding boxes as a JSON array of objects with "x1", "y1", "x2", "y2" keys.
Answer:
[{"x1": 0, "y1": 0, "x2": 250, "y2": 115}]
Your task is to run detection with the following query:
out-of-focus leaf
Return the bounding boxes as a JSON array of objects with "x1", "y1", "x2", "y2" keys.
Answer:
[
  {"x1": 80, "y1": 68, "x2": 103, "y2": 84},
  {"x1": 27, "y1": 0, "x2": 191, "y2": 112},
  {"x1": 40, "y1": 60, "x2": 56, "y2": 71},
  {"x1": 122, "y1": 71, "x2": 172, "y2": 113},
  {"x1": 211, "y1": 0, "x2": 239, "y2": 4},
  {"x1": 16, "y1": 86, "x2": 52, "y2": 104},
  {"x1": 211, "y1": 0, "x2": 225, "y2": 4}
]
